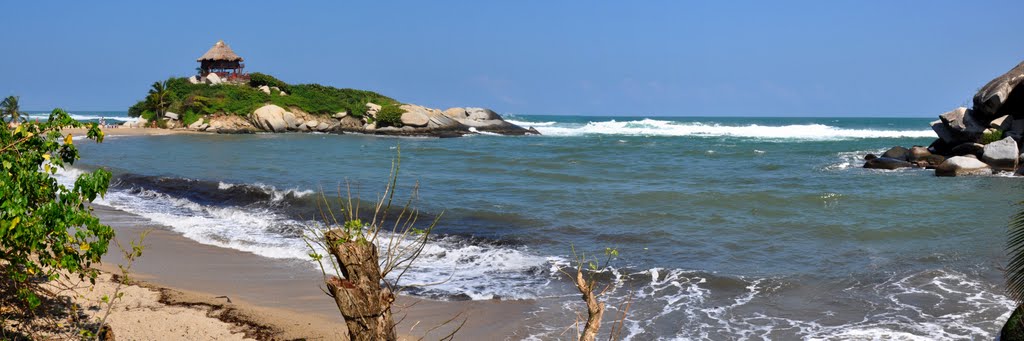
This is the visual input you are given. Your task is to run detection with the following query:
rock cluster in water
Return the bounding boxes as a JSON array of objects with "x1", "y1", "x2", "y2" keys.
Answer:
[{"x1": 865, "y1": 60, "x2": 1024, "y2": 176}]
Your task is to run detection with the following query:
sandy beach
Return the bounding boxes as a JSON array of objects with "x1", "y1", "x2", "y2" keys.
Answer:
[{"x1": 88, "y1": 205, "x2": 535, "y2": 340}]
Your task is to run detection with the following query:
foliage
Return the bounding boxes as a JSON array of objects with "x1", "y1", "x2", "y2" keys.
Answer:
[
  {"x1": 0, "y1": 108, "x2": 113, "y2": 310},
  {"x1": 248, "y1": 72, "x2": 290, "y2": 93},
  {"x1": 180, "y1": 110, "x2": 203, "y2": 126},
  {"x1": 1, "y1": 96, "x2": 27, "y2": 124},
  {"x1": 375, "y1": 105, "x2": 405, "y2": 128},
  {"x1": 147, "y1": 81, "x2": 170, "y2": 119},
  {"x1": 128, "y1": 75, "x2": 401, "y2": 119},
  {"x1": 982, "y1": 129, "x2": 1004, "y2": 144}
]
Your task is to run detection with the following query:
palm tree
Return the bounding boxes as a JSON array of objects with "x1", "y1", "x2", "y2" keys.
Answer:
[
  {"x1": 1, "y1": 95, "x2": 26, "y2": 126},
  {"x1": 147, "y1": 81, "x2": 169, "y2": 127}
]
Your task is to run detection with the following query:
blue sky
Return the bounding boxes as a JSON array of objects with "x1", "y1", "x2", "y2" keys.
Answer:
[{"x1": 3, "y1": 1, "x2": 1023, "y2": 116}]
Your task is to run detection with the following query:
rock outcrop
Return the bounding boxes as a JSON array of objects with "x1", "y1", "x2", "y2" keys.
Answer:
[
  {"x1": 251, "y1": 105, "x2": 290, "y2": 132},
  {"x1": 883, "y1": 59, "x2": 1024, "y2": 176}
]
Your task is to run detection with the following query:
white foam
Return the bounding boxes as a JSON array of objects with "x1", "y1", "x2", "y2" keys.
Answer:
[{"x1": 513, "y1": 118, "x2": 935, "y2": 140}]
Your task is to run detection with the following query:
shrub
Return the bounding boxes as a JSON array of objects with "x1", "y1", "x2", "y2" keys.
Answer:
[
  {"x1": 0, "y1": 108, "x2": 113, "y2": 310},
  {"x1": 248, "y1": 72, "x2": 290, "y2": 93},
  {"x1": 375, "y1": 105, "x2": 404, "y2": 127},
  {"x1": 982, "y1": 129, "x2": 1004, "y2": 144},
  {"x1": 181, "y1": 110, "x2": 202, "y2": 126}
]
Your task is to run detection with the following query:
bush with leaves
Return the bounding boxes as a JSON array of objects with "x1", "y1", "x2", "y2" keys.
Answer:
[
  {"x1": 375, "y1": 105, "x2": 405, "y2": 128},
  {"x1": 0, "y1": 108, "x2": 113, "y2": 310},
  {"x1": 248, "y1": 72, "x2": 290, "y2": 93}
]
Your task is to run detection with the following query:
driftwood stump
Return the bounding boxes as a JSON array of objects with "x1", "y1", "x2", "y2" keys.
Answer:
[
  {"x1": 325, "y1": 230, "x2": 396, "y2": 341},
  {"x1": 575, "y1": 269, "x2": 605, "y2": 341}
]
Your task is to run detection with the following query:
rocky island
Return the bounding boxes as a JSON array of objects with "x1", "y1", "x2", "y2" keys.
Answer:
[
  {"x1": 125, "y1": 40, "x2": 538, "y2": 138},
  {"x1": 865, "y1": 60, "x2": 1024, "y2": 176}
]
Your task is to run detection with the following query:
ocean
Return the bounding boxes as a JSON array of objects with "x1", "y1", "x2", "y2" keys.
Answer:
[{"x1": 55, "y1": 112, "x2": 1019, "y2": 339}]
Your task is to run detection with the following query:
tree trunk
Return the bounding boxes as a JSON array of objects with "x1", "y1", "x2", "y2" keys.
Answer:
[
  {"x1": 575, "y1": 269, "x2": 605, "y2": 341},
  {"x1": 325, "y1": 230, "x2": 396, "y2": 341}
]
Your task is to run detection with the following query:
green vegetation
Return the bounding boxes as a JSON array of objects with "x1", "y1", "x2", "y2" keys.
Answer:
[
  {"x1": 0, "y1": 108, "x2": 112, "y2": 310},
  {"x1": 982, "y1": 129, "x2": 1004, "y2": 144},
  {"x1": 128, "y1": 74, "x2": 401, "y2": 120},
  {"x1": 248, "y1": 72, "x2": 289, "y2": 93},
  {"x1": 375, "y1": 104, "x2": 404, "y2": 127}
]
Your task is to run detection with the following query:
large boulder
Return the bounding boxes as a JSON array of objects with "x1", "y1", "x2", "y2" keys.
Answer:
[
  {"x1": 863, "y1": 157, "x2": 913, "y2": 170},
  {"x1": 365, "y1": 102, "x2": 382, "y2": 118},
  {"x1": 282, "y1": 111, "x2": 300, "y2": 129},
  {"x1": 333, "y1": 112, "x2": 348, "y2": 119},
  {"x1": 931, "y1": 120, "x2": 957, "y2": 144},
  {"x1": 950, "y1": 142, "x2": 985, "y2": 158},
  {"x1": 305, "y1": 120, "x2": 319, "y2": 129},
  {"x1": 204, "y1": 73, "x2": 222, "y2": 85},
  {"x1": 251, "y1": 104, "x2": 289, "y2": 132},
  {"x1": 188, "y1": 76, "x2": 202, "y2": 84},
  {"x1": 339, "y1": 115, "x2": 362, "y2": 129},
  {"x1": 973, "y1": 60, "x2": 1024, "y2": 120},
  {"x1": 881, "y1": 146, "x2": 910, "y2": 161},
  {"x1": 939, "y1": 107, "x2": 986, "y2": 140},
  {"x1": 188, "y1": 120, "x2": 204, "y2": 130},
  {"x1": 443, "y1": 107, "x2": 469, "y2": 119},
  {"x1": 991, "y1": 115, "x2": 1012, "y2": 130},
  {"x1": 258, "y1": 85, "x2": 271, "y2": 94},
  {"x1": 465, "y1": 107, "x2": 500, "y2": 121},
  {"x1": 935, "y1": 156, "x2": 993, "y2": 176},
  {"x1": 908, "y1": 146, "x2": 932, "y2": 162},
  {"x1": 399, "y1": 104, "x2": 431, "y2": 127},
  {"x1": 982, "y1": 136, "x2": 1019, "y2": 171},
  {"x1": 164, "y1": 112, "x2": 180, "y2": 120}
]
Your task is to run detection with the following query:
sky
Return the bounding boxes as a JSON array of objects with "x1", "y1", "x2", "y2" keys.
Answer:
[{"x1": 2, "y1": 1, "x2": 1023, "y2": 117}]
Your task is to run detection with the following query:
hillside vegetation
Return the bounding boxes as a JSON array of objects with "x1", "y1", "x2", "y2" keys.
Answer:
[{"x1": 128, "y1": 73, "x2": 400, "y2": 120}]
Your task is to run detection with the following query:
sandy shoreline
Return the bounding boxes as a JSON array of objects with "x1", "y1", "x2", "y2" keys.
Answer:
[
  {"x1": 63, "y1": 127, "x2": 206, "y2": 137},
  {"x1": 89, "y1": 205, "x2": 536, "y2": 340}
]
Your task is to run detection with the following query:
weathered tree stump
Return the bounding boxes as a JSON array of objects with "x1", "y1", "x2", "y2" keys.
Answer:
[
  {"x1": 575, "y1": 269, "x2": 605, "y2": 341},
  {"x1": 325, "y1": 230, "x2": 396, "y2": 341}
]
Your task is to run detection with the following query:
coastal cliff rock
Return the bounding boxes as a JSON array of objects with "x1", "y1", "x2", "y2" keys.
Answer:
[
  {"x1": 863, "y1": 157, "x2": 912, "y2": 170},
  {"x1": 973, "y1": 60, "x2": 1024, "y2": 120},
  {"x1": 882, "y1": 59, "x2": 1024, "y2": 176}
]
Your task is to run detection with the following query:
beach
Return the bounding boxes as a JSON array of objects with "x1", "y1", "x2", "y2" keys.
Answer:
[{"x1": 89, "y1": 204, "x2": 535, "y2": 340}]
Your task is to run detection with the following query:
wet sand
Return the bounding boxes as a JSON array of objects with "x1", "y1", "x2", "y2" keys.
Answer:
[{"x1": 92, "y1": 205, "x2": 535, "y2": 340}]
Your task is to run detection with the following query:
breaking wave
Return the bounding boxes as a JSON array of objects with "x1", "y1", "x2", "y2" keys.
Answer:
[{"x1": 508, "y1": 118, "x2": 936, "y2": 140}]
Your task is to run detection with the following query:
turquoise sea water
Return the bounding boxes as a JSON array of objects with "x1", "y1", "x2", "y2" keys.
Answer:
[{"x1": 60, "y1": 113, "x2": 1019, "y2": 339}]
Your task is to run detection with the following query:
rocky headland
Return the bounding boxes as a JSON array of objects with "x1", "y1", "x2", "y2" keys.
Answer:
[
  {"x1": 125, "y1": 74, "x2": 539, "y2": 138},
  {"x1": 864, "y1": 60, "x2": 1024, "y2": 176}
]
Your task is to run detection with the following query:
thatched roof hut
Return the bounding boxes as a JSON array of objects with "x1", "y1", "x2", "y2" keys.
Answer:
[{"x1": 197, "y1": 40, "x2": 246, "y2": 78}]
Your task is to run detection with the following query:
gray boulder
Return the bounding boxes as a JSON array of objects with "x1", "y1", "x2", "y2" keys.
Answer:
[
  {"x1": 991, "y1": 115, "x2": 1012, "y2": 130},
  {"x1": 443, "y1": 107, "x2": 469, "y2": 119},
  {"x1": 188, "y1": 120, "x2": 204, "y2": 130},
  {"x1": 935, "y1": 156, "x2": 993, "y2": 177},
  {"x1": 939, "y1": 107, "x2": 986, "y2": 139},
  {"x1": 316, "y1": 122, "x2": 329, "y2": 131},
  {"x1": 305, "y1": 120, "x2": 319, "y2": 128},
  {"x1": 973, "y1": 60, "x2": 1024, "y2": 120},
  {"x1": 365, "y1": 103, "x2": 382, "y2": 118},
  {"x1": 164, "y1": 112, "x2": 180, "y2": 120},
  {"x1": 204, "y1": 73, "x2": 222, "y2": 85},
  {"x1": 863, "y1": 157, "x2": 913, "y2": 170},
  {"x1": 258, "y1": 85, "x2": 271, "y2": 94},
  {"x1": 339, "y1": 116, "x2": 362, "y2": 129},
  {"x1": 465, "y1": 107, "x2": 500, "y2": 121},
  {"x1": 982, "y1": 136, "x2": 1019, "y2": 170},
  {"x1": 333, "y1": 112, "x2": 348, "y2": 119},
  {"x1": 931, "y1": 120, "x2": 957, "y2": 144},
  {"x1": 881, "y1": 146, "x2": 911, "y2": 161}
]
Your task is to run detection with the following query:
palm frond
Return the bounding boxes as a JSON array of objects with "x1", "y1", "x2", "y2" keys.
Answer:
[{"x1": 1006, "y1": 201, "x2": 1024, "y2": 303}]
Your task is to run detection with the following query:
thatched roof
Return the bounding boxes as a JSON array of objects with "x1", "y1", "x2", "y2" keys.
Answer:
[{"x1": 197, "y1": 40, "x2": 244, "y2": 62}]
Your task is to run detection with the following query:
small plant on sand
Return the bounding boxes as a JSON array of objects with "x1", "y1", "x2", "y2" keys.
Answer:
[
  {"x1": 303, "y1": 146, "x2": 462, "y2": 340},
  {"x1": 559, "y1": 246, "x2": 632, "y2": 341}
]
